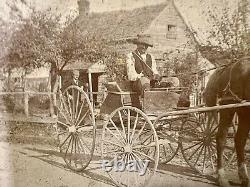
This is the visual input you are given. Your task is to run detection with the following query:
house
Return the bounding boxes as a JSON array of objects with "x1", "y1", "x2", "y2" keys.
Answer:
[
  {"x1": 74, "y1": 0, "x2": 215, "y2": 97},
  {"x1": 74, "y1": 1, "x2": 203, "y2": 71}
]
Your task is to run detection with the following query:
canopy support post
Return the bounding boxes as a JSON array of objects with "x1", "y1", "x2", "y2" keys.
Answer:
[{"x1": 88, "y1": 72, "x2": 94, "y2": 107}]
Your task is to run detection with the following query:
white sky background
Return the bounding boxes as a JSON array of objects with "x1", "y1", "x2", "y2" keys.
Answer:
[{"x1": 0, "y1": 0, "x2": 166, "y2": 23}]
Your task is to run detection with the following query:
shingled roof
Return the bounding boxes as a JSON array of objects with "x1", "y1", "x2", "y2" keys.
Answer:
[{"x1": 73, "y1": 3, "x2": 167, "y2": 41}]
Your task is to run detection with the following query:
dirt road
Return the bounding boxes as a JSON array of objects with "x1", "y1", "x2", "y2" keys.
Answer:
[
  {"x1": 0, "y1": 142, "x2": 219, "y2": 187},
  {"x1": 0, "y1": 122, "x2": 245, "y2": 187}
]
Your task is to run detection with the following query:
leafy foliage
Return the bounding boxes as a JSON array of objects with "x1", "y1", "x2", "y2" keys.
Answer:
[
  {"x1": 0, "y1": 8, "x2": 127, "y2": 85},
  {"x1": 199, "y1": 1, "x2": 250, "y2": 65},
  {"x1": 164, "y1": 52, "x2": 199, "y2": 94}
]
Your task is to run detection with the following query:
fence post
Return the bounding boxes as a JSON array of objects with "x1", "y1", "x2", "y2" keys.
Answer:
[
  {"x1": 24, "y1": 91, "x2": 29, "y2": 117},
  {"x1": 48, "y1": 75, "x2": 55, "y2": 117}
]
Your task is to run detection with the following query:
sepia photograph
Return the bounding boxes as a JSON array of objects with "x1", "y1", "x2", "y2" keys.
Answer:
[{"x1": 0, "y1": 0, "x2": 249, "y2": 186}]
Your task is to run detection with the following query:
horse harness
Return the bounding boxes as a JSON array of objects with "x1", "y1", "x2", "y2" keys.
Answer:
[{"x1": 221, "y1": 56, "x2": 250, "y2": 103}]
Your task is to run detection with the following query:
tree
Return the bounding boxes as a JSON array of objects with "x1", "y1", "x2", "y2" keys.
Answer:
[
  {"x1": 0, "y1": 7, "x2": 127, "y2": 93},
  {"x1": 199, "y1": 1, "x2": 250, "y2": 65}
]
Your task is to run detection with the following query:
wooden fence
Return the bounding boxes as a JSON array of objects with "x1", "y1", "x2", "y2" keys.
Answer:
[{"x1": 0, "y1": 90, "x2": 57, "y2": 123}]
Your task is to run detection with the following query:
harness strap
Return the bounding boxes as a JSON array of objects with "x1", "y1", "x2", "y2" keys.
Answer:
[{"x1": 222, "y1": 61, "x2": 243, "y2": 102}]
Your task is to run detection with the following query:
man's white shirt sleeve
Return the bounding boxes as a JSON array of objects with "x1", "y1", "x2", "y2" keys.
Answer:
[
  {"x1": 151, "y1": 54, "x2": 159, "y2": 75},
  {"x1": 126, "y1": 53, "x2": 141, "y2": 81}
]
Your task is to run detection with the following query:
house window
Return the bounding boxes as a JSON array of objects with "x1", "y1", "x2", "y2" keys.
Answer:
[{"x1": 166, "y1": 24, "x2": 177, "y2": 39}]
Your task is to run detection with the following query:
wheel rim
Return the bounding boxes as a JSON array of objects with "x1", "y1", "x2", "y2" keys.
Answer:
[
  {"x1": 101, "y1": 106, "x2": 159, "y2": 187},
  {"x1": 153, "y1": 115, "x2": 181, "y2": 164},
  {"x1": 57, "y1": 85, "x2": 96, "y2": 171}
]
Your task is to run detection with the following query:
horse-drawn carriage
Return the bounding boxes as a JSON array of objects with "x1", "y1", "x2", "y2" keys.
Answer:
[{"x1": 54, "y1": 60, "x2": 250, "y2": 187}]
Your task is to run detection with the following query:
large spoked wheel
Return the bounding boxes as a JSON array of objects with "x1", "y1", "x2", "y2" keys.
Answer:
[
  {"x1": 180, "y1": 111, "x2": 235, "y2": 175},
  {"x1": 101, "y1": 106, "x2": 159, "y2": 187},
  {"x1": 56, "y1": 85, "x2": 96, "y2": 171},
  {"x1": 153, "y1": 115, "x2": 182, "y2": 164},
  {"x1": 180, "y1": 111, "x2": 218, "y2": 175}
]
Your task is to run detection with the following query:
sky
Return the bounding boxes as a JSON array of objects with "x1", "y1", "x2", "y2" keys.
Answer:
[{"x1": 0, "y1": 0, "x2": 166, "y2": 23}]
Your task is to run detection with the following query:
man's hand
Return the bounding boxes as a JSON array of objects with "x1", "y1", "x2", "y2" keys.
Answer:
[{"x1": 138, "y1": 72, "x2": 144, "y2": 79}]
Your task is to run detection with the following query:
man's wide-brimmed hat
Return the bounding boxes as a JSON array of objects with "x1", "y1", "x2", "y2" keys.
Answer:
[{"x1": 129, "y1": 34, "x2": 153, "y2": 47}]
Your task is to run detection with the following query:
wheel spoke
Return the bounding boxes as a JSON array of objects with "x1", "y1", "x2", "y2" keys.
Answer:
[
  {"x1": 133, "y1": 150, "x2": 154, "y2": 162},
  {"x1": 142, "y1": 134, "x2": 154, "y2": 145},
  {"x1": 193, "y1": 145, "x2": 205, "y2": 167},
  {"x1": 118, "y1": 110, "x2": 126, "y2": 142},
  {"x1": 105, "y1": 127, "x2": 125, "y2": 146},
  {"x1": 187, "y1": 143, "x2": 203, "y2": 161},
  {"x1": 103, "y1": 148, "x2": 123, "y2": 155},
  {"x1": 76, "y1": 109, "x2": 90, "y2": 127},
  {"x1": 69, "y1": 135, "x2": 75, "y2": 165},
  {"x1": 74, "y1": 135, "x2": 78, "y2": 168},
  {"x1": 64, "y1": 135, "x2": 73, "y2": 159},
  {"x1": 133, "y1": 122, "x2": 146, "y2": 142},
  {"x1": 127, "y1": 109, "x2": 131, "y2": 144},
  {"x1": 75, "y1": 99, "x2": 86, "y2": 125},
  {"x1": 60, "y1": 95, "x2": 70, "y2": 120},
  {"x1": 76, "y1": 135, "x2": 86, "y2": 155},
  {"x1": 103, "y1": 139, "x2": 123, "y2": 148},
  {"x1": 132, "y1": 152, "x2": 149, "y2": 173},
  {"x1": 78, "y1": 136, "x2": 91, "y2": 153},
  {"x1": 207, "y1": 145, "x2": 215, "y2": 171},
  {"x1": 72, "y1": 88, "x2": 76, "y2": 122},
  {"x1": 58, "y1": 106, "x2": 71, "y2": 125},
  {"x1": 58, "y1": 120, "x2": 69, "y2": 128},
  {"x1": 59, "y1": 134, "x2": 71, "y2": 148},
  {"x1": 110, "y1": 119, "x2": 126, "y2": 144},
  {"x1": 130, "y1": 113, "x2": 139, "y2": 144},
  {"x1": 182, "y1": 141, "x2": 202, "y2": 151},
  {"x1": 202, "y1": 146, "x2": 207, "y2": 173},
  {"x1": 75, "y1": 136, "x2": 84, "y2": 167}
]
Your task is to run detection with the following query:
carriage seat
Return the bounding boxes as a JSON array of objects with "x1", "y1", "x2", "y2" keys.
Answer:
[
  {"x1": 99, "y1": 81, "x2": 136, "y2": 116},
  {"x1": 159, "y1": 77, "x2": 180, "y2": 88}
]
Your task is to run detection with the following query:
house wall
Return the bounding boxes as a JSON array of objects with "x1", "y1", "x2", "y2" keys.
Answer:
[{"x1": 144, "y1": 1, "x2": 196, "y2": 60}]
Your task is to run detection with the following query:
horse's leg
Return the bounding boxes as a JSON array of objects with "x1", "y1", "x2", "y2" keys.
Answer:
[
  {"x1": 236, "y1": 108, "x2": 250, "y2": 187},
  {"x1": 217, "y1": 109, "x2": 235, "y2": 187}
]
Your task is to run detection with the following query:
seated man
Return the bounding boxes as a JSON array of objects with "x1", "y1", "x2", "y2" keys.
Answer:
[
  {"x1": 126, "y1": 34, "x2": 161, "y2": 109},
  {"x1": 62, "y1": 70, "x2": 88, "y2": 92}
]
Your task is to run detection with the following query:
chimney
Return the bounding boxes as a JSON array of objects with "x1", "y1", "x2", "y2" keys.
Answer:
[{"x1": 78, "y1": 0, "x2": 90, "y2": 16}]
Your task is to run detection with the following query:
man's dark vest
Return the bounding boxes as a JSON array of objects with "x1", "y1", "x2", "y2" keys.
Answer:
[{"x1": 132, "y1": 51, "x2": 153, "y2": 78}]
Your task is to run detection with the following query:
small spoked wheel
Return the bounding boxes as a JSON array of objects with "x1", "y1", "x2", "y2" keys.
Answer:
[
  {"x1": 56, "y1": 85, "x2": 96, "y2": 171},
  {"x1": 180, "y1": 111, "x2": 235, "y2": 175},
  {"x1": 101, "y1": 106, "x2": 159, "y2": 187},
  {"x1": 153, "y1": 115, "x2": 181, "y2": 164}
]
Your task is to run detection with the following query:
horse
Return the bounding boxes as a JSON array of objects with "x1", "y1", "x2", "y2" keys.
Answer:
[{"x1": 203, "y1": 58, "x2": 250, "y2": 187}]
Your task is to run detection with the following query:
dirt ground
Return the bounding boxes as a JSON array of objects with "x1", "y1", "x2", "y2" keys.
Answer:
[{"x1": 0, "y1": 121, "x2": 248, "y2": 187}]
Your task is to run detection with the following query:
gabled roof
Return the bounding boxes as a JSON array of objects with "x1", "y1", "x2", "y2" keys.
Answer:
[{"x1": 73, "y1": 3, "x2": 168, "y2": 41}]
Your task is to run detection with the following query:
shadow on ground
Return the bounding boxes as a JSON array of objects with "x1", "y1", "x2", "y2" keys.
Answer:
[{"x1": 22, "y1": 147, "x2": 115, "y2": 187}]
